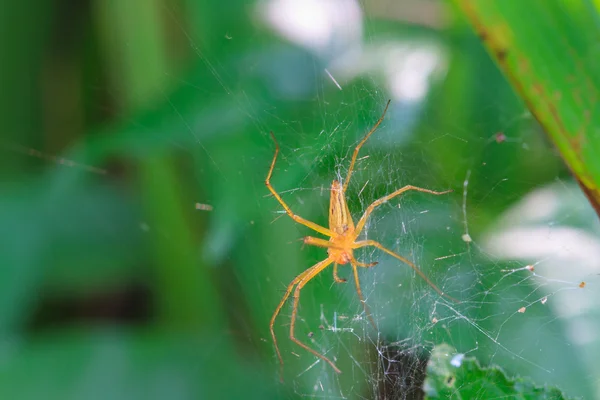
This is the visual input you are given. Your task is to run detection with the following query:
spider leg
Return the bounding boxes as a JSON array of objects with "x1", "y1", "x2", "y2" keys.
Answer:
[
  {"x1": 354, "y1": 240, "x2": 459, "y2": 303},
  {"x1": 266, "y1": 132, "x2": 333, "y2": 237},
  {"x1": 343, "y1": 100, "x2": 391, "y2": 193},
  {"x1": 302, "y1": 237, "x2": 347, "y2": 282},
  {"x1": 354, "y1": 185, "x2": 452, "y2": 237},
  {"x1": 355, "y1": 260, "x2": 378, "y2": 268},
  {"x1": 351, "y1": 260, "x2": 378, "y2": 331},
  {"x1": 303, "y1": 236, "x2": 337, "y2": 248},
  {"x1": 270, "y1": 260, "x2": 327, "y2": 380},
  {"x1": 333, "y1": 263, "x2": 346, "y2": 283},
  {"x1": 289, "y1": 259, "x2": 341, "y2": 373}
]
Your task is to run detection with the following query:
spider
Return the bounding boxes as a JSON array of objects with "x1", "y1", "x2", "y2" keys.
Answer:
[{"x1": 266, "y1": 100, "x2": 453, "y2": 377}]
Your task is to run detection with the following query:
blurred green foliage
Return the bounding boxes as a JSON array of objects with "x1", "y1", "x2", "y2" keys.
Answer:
[{"x1": 0, "y1": 0, "x2": 597, "y2": 399}]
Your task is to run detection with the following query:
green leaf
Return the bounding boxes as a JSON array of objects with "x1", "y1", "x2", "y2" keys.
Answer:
[
  {"x1": 424, "y1": 344, "x2": 571, "y2": 400},
  {"x1": 453, "y1": 0, "x2": 600, "y2": 214}
]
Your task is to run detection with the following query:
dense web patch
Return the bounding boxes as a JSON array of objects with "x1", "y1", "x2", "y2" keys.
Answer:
[
  {"x1": 256, "y1": 87, "x2": 597, "y2": 398},
  {"x1": 176, "y1": 2, "x2": 596, "y2": 396}
]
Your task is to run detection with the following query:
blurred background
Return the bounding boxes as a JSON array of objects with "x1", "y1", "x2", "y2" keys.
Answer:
[{"x1": 1, "y1": 0, "x2": 598, "y2": 398}]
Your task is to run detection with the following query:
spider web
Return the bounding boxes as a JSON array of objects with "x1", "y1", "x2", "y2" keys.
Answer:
[
  {"x1": 11, "y1": 1, "x2": 598, "y2": 399},
  {"x1": 239, "y1": 1, "x2": 599, "y2": 399},
  {"x1": 268, "y1": 114, "x2": 598, "y2": 400}
]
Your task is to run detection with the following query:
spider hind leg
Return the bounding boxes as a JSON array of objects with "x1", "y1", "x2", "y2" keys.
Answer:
[
  {"x1": 351, "y1": 261, "x2": 378, "y2": 331},
  {"x1": 288, "y1": 259, "x2": 341, "y2": 373},
  {"x1": 333, "y1": 263, "x2": 347, "y2": 283}
]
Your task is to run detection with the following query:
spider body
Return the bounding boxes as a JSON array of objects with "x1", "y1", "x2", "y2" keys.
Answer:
[
  {"x1": 327, "y1": 241, "x2": 352, "y2": 265},
  {"x1": 327, "y1": 180, "x2": 354, "y2": 264},
  {"x1": 266, "y1": 100, "x2": 453, "y2": 379}
]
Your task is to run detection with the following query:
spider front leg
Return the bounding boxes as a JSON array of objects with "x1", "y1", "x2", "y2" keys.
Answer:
[
  {"x1": 354, "y1": 185, "x2": 452, "y2": 236},
  {"x1": 343, "y1": 100, "x2": 391, "y2": 193},
  {"x1": 266, "y1": 132, "x2": 334, "y2": 237}
]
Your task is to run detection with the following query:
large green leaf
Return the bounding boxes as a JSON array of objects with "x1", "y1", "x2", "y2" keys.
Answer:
[{"x1": 453, "y1": 0, "x2": 600, "y2": 213}]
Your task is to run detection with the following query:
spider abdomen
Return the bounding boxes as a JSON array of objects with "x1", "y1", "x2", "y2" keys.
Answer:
[
  {"x1": 328, "y1": 247, "x2": 352, "y2": 264},
  {"x1": 328, "y1": 235, "x2": 354, "y2": 264}
]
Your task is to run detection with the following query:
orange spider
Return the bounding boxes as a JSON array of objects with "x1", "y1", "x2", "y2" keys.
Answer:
[{"x1": 266, "y1": 100, "x2": 453, "y2": 377}]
